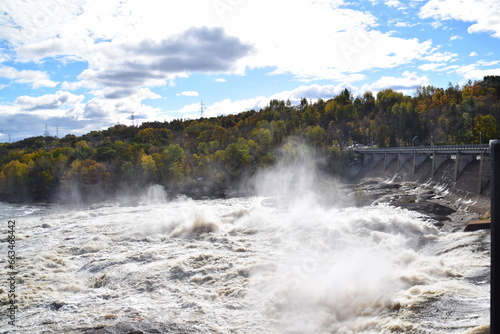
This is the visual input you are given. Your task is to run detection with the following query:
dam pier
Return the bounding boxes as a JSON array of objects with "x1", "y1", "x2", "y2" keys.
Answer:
[{"x1": 354, "y1": 144, "x2": 491, "y2": 196}]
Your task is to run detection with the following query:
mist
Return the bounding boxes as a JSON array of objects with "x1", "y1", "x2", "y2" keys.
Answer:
[
  {"x1": 250, "y1": 139, "x2": 351, "y2": 208},
  {"x1": 239, "y1": 141, "x2": 450, "y2": 333}
]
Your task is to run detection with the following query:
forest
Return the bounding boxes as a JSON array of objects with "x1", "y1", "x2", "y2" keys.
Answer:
[{"x1": 1, "y1": 76, "x2": 500, "y2": 203}]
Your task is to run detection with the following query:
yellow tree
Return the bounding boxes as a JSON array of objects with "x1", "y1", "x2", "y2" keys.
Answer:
[
  {"x1": 0, "y1": 160, "x2": 30, "y2": 200},
  {"x1": 141, "y1": 154, "x2": 158, "y2": 184}
]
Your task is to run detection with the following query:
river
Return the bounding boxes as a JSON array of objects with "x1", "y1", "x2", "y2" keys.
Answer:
[{"x1": 0, "y1": 163, "x2": 491, "y2": 333}]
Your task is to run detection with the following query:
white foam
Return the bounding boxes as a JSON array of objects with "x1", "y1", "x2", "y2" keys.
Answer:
[{"x1": 1, "y1": 195, "x2": 489, "y2": 333}]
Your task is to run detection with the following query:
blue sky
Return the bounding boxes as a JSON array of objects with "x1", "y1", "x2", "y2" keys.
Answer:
[{"x1": 1, "y1": 0, "x2": 499, "y2": 142}]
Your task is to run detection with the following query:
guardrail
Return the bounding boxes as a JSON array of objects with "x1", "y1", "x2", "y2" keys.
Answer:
[{"x1": 352, "y1": 144, "x2": 490, "y2": 155}]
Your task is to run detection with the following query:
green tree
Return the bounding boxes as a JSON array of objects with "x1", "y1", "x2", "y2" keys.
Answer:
[
  {"x1": 26, "y1": 151, "x2": 55, "y2": 200},
  {"x1": 305, "y1": 125, "x2": 327, "y2": 148},
  {"x1": 135, "y1": 128, "x2": 173, "y2": 145},
  {"x1": 222, "y1": 138, "x2": 255, "y2": 175},
  {"x1": 337, "y1": 104, "x2": 357, "y2": 124},
  {"x1": 161, "y1": 144, "x2": 185, "y2": 185},
  {"x1": 474, "y1": 115, "x2": 498, "y2": 143}
]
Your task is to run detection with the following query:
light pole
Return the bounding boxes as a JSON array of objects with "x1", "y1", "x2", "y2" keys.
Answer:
[
  {"x1": 479, "y1": 131, "x2": 482, "y2": 144},
  {"x1": 412, "y1": 136, "x2": 418, "y2": 148}
]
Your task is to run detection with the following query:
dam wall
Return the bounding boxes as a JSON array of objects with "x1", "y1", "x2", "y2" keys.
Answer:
[{"x1": 354, "y1": 145, "x2": 491, "y2": 214}]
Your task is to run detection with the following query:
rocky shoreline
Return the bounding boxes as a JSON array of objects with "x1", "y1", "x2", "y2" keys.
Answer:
[{"x1": 351, "y1": 177, "x2": 491, "y2": 233}]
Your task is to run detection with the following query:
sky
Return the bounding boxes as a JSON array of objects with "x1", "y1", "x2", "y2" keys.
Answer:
[{"x1": 0, "y1": 0, "x2": 500, "y2": 142}]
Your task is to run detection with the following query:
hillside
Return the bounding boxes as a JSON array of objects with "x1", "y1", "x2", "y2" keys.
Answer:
[{"x1": 1, "y1": 76, "x2": 500, "y2": 203}]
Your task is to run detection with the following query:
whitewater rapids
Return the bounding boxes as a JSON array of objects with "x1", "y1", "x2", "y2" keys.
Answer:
[{"x1": 0, "y1": 188, "x2": 490, "y2": 333}]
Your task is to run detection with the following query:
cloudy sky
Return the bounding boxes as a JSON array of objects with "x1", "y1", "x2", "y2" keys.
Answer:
[{"x1": 1, "y1": 0, "x2": 499, "y2": 142}]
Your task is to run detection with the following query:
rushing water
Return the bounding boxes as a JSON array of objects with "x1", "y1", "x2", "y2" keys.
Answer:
[
  {"x1": 0, "y1": 186, "x2": 490, "y2": 334},
  {"x1": 0, "y1": 151, "x2": 491, "y2": 333}
]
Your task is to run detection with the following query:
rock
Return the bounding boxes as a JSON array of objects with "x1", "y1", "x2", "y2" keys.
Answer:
[
  {"x1": 355, "y1": 179, "x2": 457, "y2": 223},
  {"x1": 48, "y1": 301, "x2": 66, "y2": 310},
  {"x1": 464, "y1": 220, "x2": 491, "y2": 232}
]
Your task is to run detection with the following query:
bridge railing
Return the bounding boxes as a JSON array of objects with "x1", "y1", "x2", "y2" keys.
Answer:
[{"x1": 352, "y1": 144, "x2": 490, "y2": 154}]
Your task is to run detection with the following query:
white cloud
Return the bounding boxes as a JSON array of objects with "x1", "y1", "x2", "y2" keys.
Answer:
[
  {"x1": 14, "y1": 91, "x2": 84, "y2": 113},
  {"x1": 0, "y1": 91, "x2": 86, "y2": 132},
  {"x1": 174, "y1": 102, "x2": 202, "y2": 115},
  {"x1": 176, "y1": 91, "x2": 199, "y2": 97},
  {"x1": 333, "y1": 31, "x2": 432, "y2": 74},
  {"x1": 0, "y1": 86, "x2": 164, "y2": 140},
  {"x1": 361, "y1": 71, "x2": 429, "y2": 94},
  {"x1": 478, "y1": 60, "x2": 500, "y2": 66},
  {"x1": 457, "y1": 67, "x2": 500, "y2": 80},
  {"x1": 419, "y1": 63, "x2": 446, "y2": 71},
  {"x1": 98, "y1": 87, "x2": 161, "y2": 101},
  {"x1": 469, "y1": 51, "x2": 478, "y2": 57},
  {"x1": 74, "y1": 27, "x2": 253, "y2": 91},
  {"x1": 82, "y1": 87, "x2": 162, "y2": 123},
  {"x1": 394, "y1": 21, "x2": 416, "y2": 27},
  {"x1": 385, "y1": 0, "x2": 406, "y2": 9},
  {"x1": 0, "y1": 65, "x2": 58, "y2": 88},
  {"x1": 385, "y1": 0, "x2": 402, "y2": 6},
  {"x1": 430, "y1": 20, "x2": 443, "y2": 29},
  {"x1": 450, "y1": 35, "x2": 462, "y2": 41},
  {"x1": 419, "y1": 0, "x2": 500, "y2": 38},
  {"x1": 418, "y1": 63, "x2": 459, "y2": 71},
  {"x1": 455, "y1": 60, "x2": 500, "y2": 80},
  {"x1": 2, "y1": 0, "x2": 485, "y2": 141},
  {"x1": 423, "y1": 51, "x2": 458, "y2": 62},
  {"x1": 0, "y1": 0, "x2": 435, "y2": 86}
]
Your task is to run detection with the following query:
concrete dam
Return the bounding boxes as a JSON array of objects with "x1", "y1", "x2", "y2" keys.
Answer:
[{"x1": 353, "y1": 144, "x2": 491, "y2": 213}]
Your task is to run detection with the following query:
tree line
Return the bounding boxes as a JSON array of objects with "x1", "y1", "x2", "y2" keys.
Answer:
[{"x1": 1, "y1": 76, "x2": 499, "y2": 202}]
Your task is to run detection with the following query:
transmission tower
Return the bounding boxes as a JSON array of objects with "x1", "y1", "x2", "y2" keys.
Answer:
[
  {"x1": 131, "y1": 112, "x2": 135, "y2": 126},
  {"x1": 200, "y1": 100, "x2": 206, "y2": 118},
  {"x1": 43, "y1": 124, "x2": 50, "y2": 137}
]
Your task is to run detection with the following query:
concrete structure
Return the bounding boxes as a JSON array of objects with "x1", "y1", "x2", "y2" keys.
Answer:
[{"x1": 354, "y1": 144, "x2": 490, "y2": 195}]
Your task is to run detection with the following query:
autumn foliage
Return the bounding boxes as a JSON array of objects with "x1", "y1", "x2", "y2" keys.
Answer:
[{"x1": 1, "y1": 77, "x2": 499, "y2": 202}]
